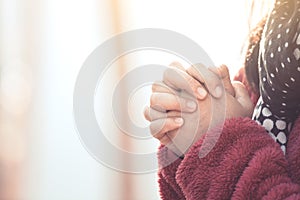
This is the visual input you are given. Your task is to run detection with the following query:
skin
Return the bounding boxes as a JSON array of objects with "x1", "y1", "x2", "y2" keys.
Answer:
[{"x1": 144, "y1": 63, "x2": 253, "y2": 156}]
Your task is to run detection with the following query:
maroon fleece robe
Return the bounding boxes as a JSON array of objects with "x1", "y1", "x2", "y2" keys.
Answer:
[{"x1": 157, "y1": 68, "x2": 300, "y2": 200}]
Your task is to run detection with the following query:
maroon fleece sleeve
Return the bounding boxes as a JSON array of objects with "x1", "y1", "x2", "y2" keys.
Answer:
[
  {"x1": 158, "y1": 117, "x2": 300, "y2": 200},
  {"x1": 157, "y1": 145, "x2": 185, "y2": 199},
  {"x1": 287, "y1": 117, "x2": 300, "y2": 185}
]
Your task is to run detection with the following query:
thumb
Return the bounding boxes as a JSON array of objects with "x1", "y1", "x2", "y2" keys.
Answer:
[
  {"x1": 232, "y1": 81, "x2": 254, "y2": 116},
  {"x1": 208, "y1": 64, "x2": 235, "y2": 97}
]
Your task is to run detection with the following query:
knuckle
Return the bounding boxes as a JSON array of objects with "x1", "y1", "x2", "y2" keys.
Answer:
[
  {"x1": 186, "y1": 65, "x2": 194, "y2": 72},
  {"x1": 150, "y1": 93, "x2": 158, "y2": 107},
  {"x1": 169, "y1": 61, "x2": 182, "y2": 67},
  {"x1": 151, "y1": 81, "x2": 161, "y2": 92},
  {"x1": 186, "y1": 67, "x2": 195, "y2": 78},
  {"x1": 143, "y1": 107, "x2": 150, "y2": 121},
  {"x1": 163, "y1": 68, "x2": 172, "y2": 80},
  {"x1": 151, "y1": 84, "x2": 157, "y2": 92}
]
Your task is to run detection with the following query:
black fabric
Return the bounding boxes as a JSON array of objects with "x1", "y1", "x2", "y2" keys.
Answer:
[{"x1": 251, "y1": 0, "x2": 300, "y2": 152}]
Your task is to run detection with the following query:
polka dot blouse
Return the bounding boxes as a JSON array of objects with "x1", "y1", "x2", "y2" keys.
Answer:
[{"x1": 252, "y1": 0, "x2": 300, "y2": 154}]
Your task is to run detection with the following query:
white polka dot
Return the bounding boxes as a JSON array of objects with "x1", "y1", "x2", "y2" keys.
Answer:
[
  {"x1": 294, "y1": 48, "x2": 300, "y2": 60},
  {"x1": 291, "y1": 77, "x2": 295, "y2": 82},
  {"x1": 277, "y1": 34, "x2": 281, "y2": 39},
  {"x1": 262, "y1": 107, "x2": 272, "y2": 117},
  {"x1": 278, "y1": 24, "x2": 282, "y2": 28},
  {"x1": 276, "y1": 67, "x2": 279, "y2": 73},
  {"x1": 281, "y1": 145, "x2": 286, "y2": 154},
  {"x1": 297, "y1": 34, "x2": 300, "y2": 45},
  {"x1": 282, "y1": 103, "x2": 286, "y2": 106},
  {"x1": 277, "y1": 132, "x2": 287, "y2": 144},
  {"x1": 286, "y1": 28, "x2": 290, "y2": 33},
  {"x1": 263, "y1": 119, "x2": 274, "y2": 132},
  {"x1": 270, "y1": 29, "x2": 273, "y2": 34},
  {"x1": 272, "y1": 88, "x2": 275, "y2": 91},
  {"x1": 263, "y1": 77, "x2": 266, "y2": 82},
  {"x1": 270, "y1": 80, "x2": 273, "y2": 85},
  {"x1": 269, "y1": 40, "x2": 272, "y2": 46},
  {"x1": 270, "y1": 53, "x2": 274, "y2": 58},
  {"x1": 285, "y1": 42, "x2": 289, "y2": 47},
  {"x1": 280, "y1": 110, "x2": 285, "y2": 113},
  {"x1": 282, "y1": 90, "x2": 287, "y2": 93},
  {"x1": 278, "y1": 46, "x2": 281, "y2": 52},
  {"x1": 270, "y1": 73, "x2": 275, "y2": 78},
  {"x1": 276, "y1": 120, "x2": 287, "y2": 130},
  {"x1": 284, "y1": 83, "x2": 290, "y2": 87},
  {"x1": 267, "y1": 95, "x2": 271, "y2": 100},
  {"x1": 281, "y1": 62, "x2": 285, "y2": 68},
  {"x1": 287, "y1": 57, "x2": 291, "y2": 63},
  {"x1": 298, "y1": 67, "x2": 300, "y2": 72}
]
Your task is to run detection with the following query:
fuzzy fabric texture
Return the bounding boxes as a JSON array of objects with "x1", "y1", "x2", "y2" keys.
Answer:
[
  {"x1": 158, "y1": 117, "x2": 300, "y2": 200},
  {"x1": 157, "y1": 69, "x2": 300, "y2": 199}
]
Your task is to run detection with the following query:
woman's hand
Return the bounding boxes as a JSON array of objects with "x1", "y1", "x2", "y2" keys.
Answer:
[
  {"x1": 144, "y1": 86, "x2": 211, "y2": 156},
  {"x1": 148, "y1": 62, "x2": 234, "y2": 113},
  {"x1": 145, "y1": 82, "x2": 253, "y2": 156},
  {"x1": 144, "y1": 63, "x2": 253, "y2": 156},
  {"x1": 161, "y1": 62, "x2": 233, "y2": 100}
]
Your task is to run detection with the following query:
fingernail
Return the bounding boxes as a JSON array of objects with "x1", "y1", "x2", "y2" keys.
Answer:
[
  {"x1": 175, "y1": 118, "x2": 184, "y2": 125},
  {"x1": 215, "y1": 86, "x2": 223, "y2": 98},
  {"x1": 197, "y1": 87, "x2": 207, "y2": 98},
  {"x1": 186, "y1": 100, "x2": 196, "y2": 110}
]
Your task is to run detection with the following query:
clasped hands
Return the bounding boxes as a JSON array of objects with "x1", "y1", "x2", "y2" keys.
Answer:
[{"x1": 144, "y1": 62, "x2": 253, "y2": 157}]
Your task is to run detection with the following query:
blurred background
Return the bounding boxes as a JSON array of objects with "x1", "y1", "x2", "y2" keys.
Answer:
[{"x1": 0, "y1": 0, "x2": 256, "y2": 199}]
